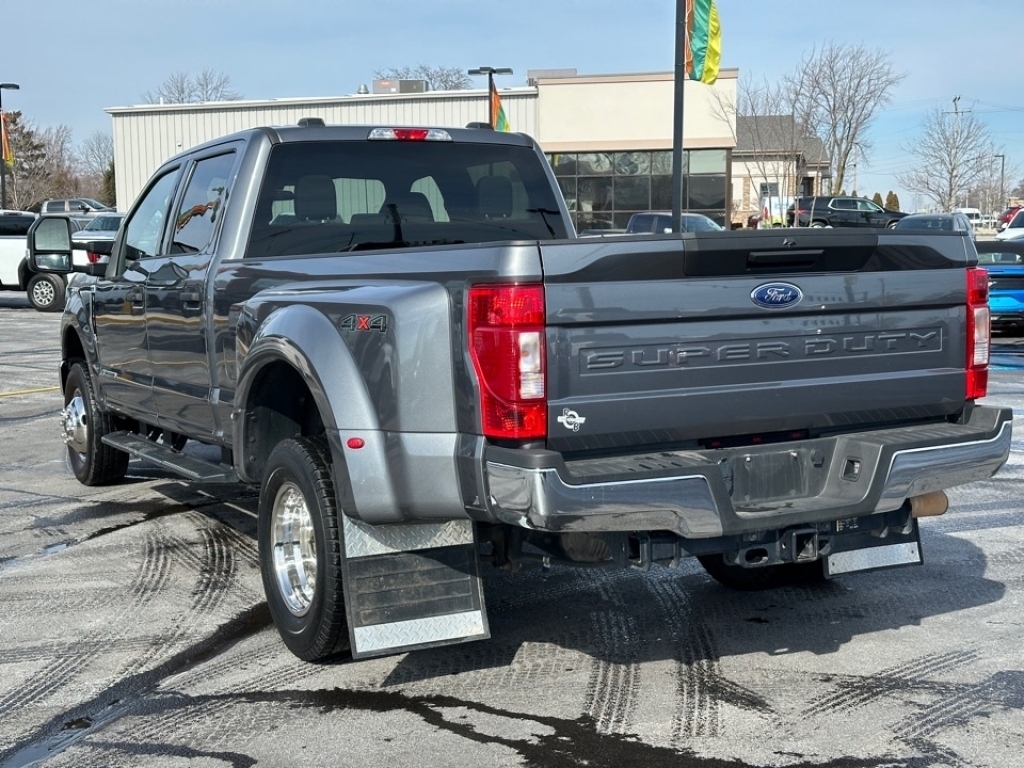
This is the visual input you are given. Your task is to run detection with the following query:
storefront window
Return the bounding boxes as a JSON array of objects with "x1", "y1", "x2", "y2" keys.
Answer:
[
  {"x1": 547, "y1": 149, "x2": 728, "y2": 229},
  {"x1": 688, "y1": 149, "x2": 727, "y2": 174}
]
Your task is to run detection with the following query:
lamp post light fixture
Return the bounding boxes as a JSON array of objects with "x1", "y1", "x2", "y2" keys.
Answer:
[
  {"x1": 467, "y1": 67, "x2": 512, "y2": 128},
  {"x1": 0, "y1": 82, "x2": 20, "y2": 211}
]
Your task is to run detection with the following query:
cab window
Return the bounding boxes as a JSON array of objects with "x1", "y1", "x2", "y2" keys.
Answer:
[
  {"x1": 172, "y1": 153, "x2": 236, "y2": 254},
  {"x1": 122, "y1": 169, "x2": 180, "y2": 261}
]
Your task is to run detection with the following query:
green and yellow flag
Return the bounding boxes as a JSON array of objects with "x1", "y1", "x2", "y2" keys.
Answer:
[
  {"x1": 490, "y1": 81, "x2": 510, "y2": 132},
  {"x1": 684, "y1": 0, "x2": 721, "y2": 84},
  {"x1": 1, "y1": 112, "x2": 13, "y2": 167}
]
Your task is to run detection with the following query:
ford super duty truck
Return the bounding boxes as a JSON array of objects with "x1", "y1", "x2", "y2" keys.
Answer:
[{"x1": 28, "y1": 121, "x2": 1011, "y2": 661}]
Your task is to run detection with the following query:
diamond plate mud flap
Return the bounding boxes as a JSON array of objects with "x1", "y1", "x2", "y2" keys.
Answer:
[
  {"x1": 341, "y1": 516, "x2": 489, "y2": 659},
  {"x1": 824, "y1": 518, "x2": 923, "y2": 577}
]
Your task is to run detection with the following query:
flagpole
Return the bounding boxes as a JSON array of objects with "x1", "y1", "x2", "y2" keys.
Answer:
[
  {"x1": 670, "y1": 0, "x2": 687, "y2": 234},
  {"x1": 0, "y1": 82, "x2": 21, "y2": 211}
]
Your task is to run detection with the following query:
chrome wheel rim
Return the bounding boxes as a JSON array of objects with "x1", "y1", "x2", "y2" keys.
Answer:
[
  {"x1": 61, "y1": 391, "x2": 89, "y2": 454},
  {"x1": 271, "y1": 481, "x2": 317, "y2": 617},
  {"x1": 32, "y1": 279, "x2": 55, "y2": 307}
]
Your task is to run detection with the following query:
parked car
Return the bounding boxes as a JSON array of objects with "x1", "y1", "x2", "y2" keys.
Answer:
[
  {"x1": 2, "y1": 213, "x2": 90, "y2": 311},
  {"x1": 624, "y1": 211, "x2": 724, "y2": 234},
  {"x1": 995, "y1": 209, "x2": 1024, "y2": 240},
  {"x1": 785, "y1": 196, "x2": 908, "y2": 228},
  {"x1": 71, "y1": 212, "x2": 125, "y2": 271},
  {"x1": 996, "y1": 206, "x2": 1022, "y2": 232},
  {"x1": 976, "y1": 239, "x2": 1024, "y2": 333},
  {"x1": 38, "y1": 198, "x2": 114, "y2": 215},
  {"x1": 892, "y1": 212, "x2": 975, "y2": 239}
]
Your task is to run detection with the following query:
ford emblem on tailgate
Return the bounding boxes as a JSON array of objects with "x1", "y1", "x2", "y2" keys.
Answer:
[{"x1": 751, "y1": 282, "x2": 803, "y2": 309}]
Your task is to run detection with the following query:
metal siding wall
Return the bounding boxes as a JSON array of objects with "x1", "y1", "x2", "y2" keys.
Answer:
[{"x1": 110, "y1": 90, "x2": 539, "y2": 208}]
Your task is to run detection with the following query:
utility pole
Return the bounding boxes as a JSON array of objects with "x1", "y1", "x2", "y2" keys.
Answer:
[
  {"x1": 995, "y1": 153, "x2": 1006, "y2": 210},
  {"x1": 943, "y1": 96, "x2": 968, "y2": 210}
]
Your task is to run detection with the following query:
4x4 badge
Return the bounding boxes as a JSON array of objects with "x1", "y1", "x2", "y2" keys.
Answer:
[{"x1": 557, "y1": 408, "x2": 586, "y2": 432}]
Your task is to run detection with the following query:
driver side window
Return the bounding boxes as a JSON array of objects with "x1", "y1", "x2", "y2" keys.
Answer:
[{"x1": 123, "y1": 169, "x2": 180, "y2": 261}]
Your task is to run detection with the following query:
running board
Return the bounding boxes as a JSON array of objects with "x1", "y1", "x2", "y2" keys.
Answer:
[
  {"x1": 341, "y1": 517, "x2": 489, "y2": 659},
  {"x1": 101, "y1": 432, "x2": 238, "y2": 483}
]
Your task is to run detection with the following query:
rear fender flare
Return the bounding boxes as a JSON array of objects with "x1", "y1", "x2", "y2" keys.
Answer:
[{"x1": 234, "y1": 304, "x2": 403, "y2": 520}]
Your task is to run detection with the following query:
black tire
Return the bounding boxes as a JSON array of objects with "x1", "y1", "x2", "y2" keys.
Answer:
[
  {"x1": 62, "y1": 361, "x2": 130, "y2": 485},
  {"x1": 258, "y1": 437, "x2": 349, "y2": 662},
  {"x1": 698, "y1": 554, "x2": 826, "y2": 591},
  {"x1": 27, "y1": 273, "x2": 67, "y2": 313}
]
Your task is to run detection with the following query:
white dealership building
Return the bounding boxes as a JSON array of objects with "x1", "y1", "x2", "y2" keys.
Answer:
[{"x1": 108, "y1": 69, "x2": 747, "y2": 229}]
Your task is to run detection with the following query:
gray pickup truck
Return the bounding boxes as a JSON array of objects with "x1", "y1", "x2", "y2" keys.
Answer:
[{"x1": 28, "y1": 121, "x2": 1011, "y2": 661}]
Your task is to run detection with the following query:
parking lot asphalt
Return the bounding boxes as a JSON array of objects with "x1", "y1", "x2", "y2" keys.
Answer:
[{"x1": 1, "y1": 305, "x2": 1023, "y2": 768}]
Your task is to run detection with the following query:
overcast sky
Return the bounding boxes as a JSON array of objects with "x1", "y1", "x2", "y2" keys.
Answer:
[{"x1": 3, "y1": 0, "x2": 1020, "y2": 210}]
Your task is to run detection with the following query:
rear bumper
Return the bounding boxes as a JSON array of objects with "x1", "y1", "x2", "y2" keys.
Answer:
[{"x1": 482, "y1": 406, "x2": 1012, "y2": 539}]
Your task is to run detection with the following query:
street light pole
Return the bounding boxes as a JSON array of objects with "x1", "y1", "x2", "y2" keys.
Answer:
[
  {"x1": 0, "y1": 82, "x2": 21, "y2": 211},
  {"x1": 467, "y1": 66, "x2": 512, "y2": 128}
]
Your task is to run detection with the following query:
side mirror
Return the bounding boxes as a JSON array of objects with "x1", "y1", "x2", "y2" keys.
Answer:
[{"x1": 28, "y1": 216, "x2": 75, "y2": 274}]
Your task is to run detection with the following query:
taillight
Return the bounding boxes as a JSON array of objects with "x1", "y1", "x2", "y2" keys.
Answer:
[
  {"x1": 966, "y1": 266, "x2": 989, "y2": 399},
  {"x1": 86, "y1": 251, "x2": 101, "y2": 264},
  {"x1": 467, "y1": 283, "x2": 546, "y2": 440}
]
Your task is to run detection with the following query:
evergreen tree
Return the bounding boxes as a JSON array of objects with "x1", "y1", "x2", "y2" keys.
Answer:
[
  {"x1": 885, "y1": 191, "x2": 901, "y2": 210},
  {"x1": 872, "y1": 192, "x2": 884, "y2": 206},
  {"x1": 101, "y1": 161, "x2": 116, "y2": 207}
]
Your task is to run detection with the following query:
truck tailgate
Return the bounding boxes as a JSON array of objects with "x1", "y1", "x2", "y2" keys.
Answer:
[{"x1": 541, "y1": 230, "x2": 973, "y2": 453}]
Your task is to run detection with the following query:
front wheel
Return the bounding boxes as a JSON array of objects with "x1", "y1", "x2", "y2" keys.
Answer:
[
  {"x1": 698, "y1": 555, "x2": 826, "y2": 591},
  {"x1": 258, "y1": 437, "x2": 349, "y2": 661},
  {"x1": 27, "y1": 273, "x2": 66, "y2": 313},
  {"x1": 62, "y1": 361, "x2": 129, "y2": 485}
]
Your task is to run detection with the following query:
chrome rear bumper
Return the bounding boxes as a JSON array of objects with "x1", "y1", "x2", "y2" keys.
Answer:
[{"x1": 483, "y1": 407, "x2": 1012, "y2": 539}]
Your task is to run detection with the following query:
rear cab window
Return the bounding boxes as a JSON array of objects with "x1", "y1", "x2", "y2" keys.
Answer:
[
  {"x1": 0, "y1": 215, "x2": 36, "y2": 237},
  {"x1": 246, "y1": 139, "x2": 569, "y2": 258}
]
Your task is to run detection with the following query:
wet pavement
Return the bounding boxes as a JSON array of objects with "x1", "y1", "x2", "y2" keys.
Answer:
[{"x1": 2, "y1": 305, "x2": 1023, "y2": 768}]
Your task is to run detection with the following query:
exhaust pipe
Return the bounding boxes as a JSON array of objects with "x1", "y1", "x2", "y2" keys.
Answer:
[{"x1": 910, "y1": 491, "x2": 948, "y2": 518}]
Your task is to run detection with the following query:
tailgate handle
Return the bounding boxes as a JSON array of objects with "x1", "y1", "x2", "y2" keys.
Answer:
[{"x1": 747, "y1": 249, "x2": 822, "y2": 269}]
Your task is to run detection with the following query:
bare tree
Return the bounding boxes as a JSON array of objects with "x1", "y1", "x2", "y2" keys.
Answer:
[
  {"x1": 897, "y1": 105, "x2": 996, "y2": 212},
  {"x1": 713, "y1": 78, "x2": 830, "y2": 226},
  {"x1": 77, "y1": 131, "x2": 113, "y2": 178},
  {"x1": 4, "y1": 113, "x2": 81, "y2": 210},
  {"x1": 374, "y1": 65, "x2": 472, "y2": 91},
  {"x1": 142, "y1": 69, "x2": 241, "y2": 104},
  {"x1": 786, "y1": 44, "x2": 905, "y2": 195}
]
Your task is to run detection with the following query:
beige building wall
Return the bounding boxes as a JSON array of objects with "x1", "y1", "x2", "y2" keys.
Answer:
[{"x1": 534, "y1": 70, "x2": 737, "y2": 152}]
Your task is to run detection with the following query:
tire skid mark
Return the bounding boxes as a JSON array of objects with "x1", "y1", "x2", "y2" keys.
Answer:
[
  {"x1": 643, "y1": 575, "x2": 724, "y2": 743},
  {"x1": 0, "y1": 526, "x2": 173, "y2": 719},
  {"x1": 802, "y1": 650, "x2": 978, "y2": 716},
  {"x1": 126, "y1": 655, "x2": 318, "y2": 746},
  {"x1": 0, "y1": 655, "x2": 85, "y2": 714},
  {"x1": 584, "y1": 603, "x2": 641, "y2": 736},
  {"x1": 894, "y1": 670, "x2": 1024, "y2": 740},
  {"x1": 0, "y1": 604, "x2": 271, "y2": 768},
  {"x1": 116, "y1": 523, "x2": 235, "y2": 682}
]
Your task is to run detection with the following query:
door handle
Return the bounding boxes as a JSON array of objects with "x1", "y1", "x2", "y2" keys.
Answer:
[
  {"x1": 180, "y1": 290, "x2": 202, "y2": 304},
  {"x1": 126, "y1": 286, "x2": 144, "y2": 303}
]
